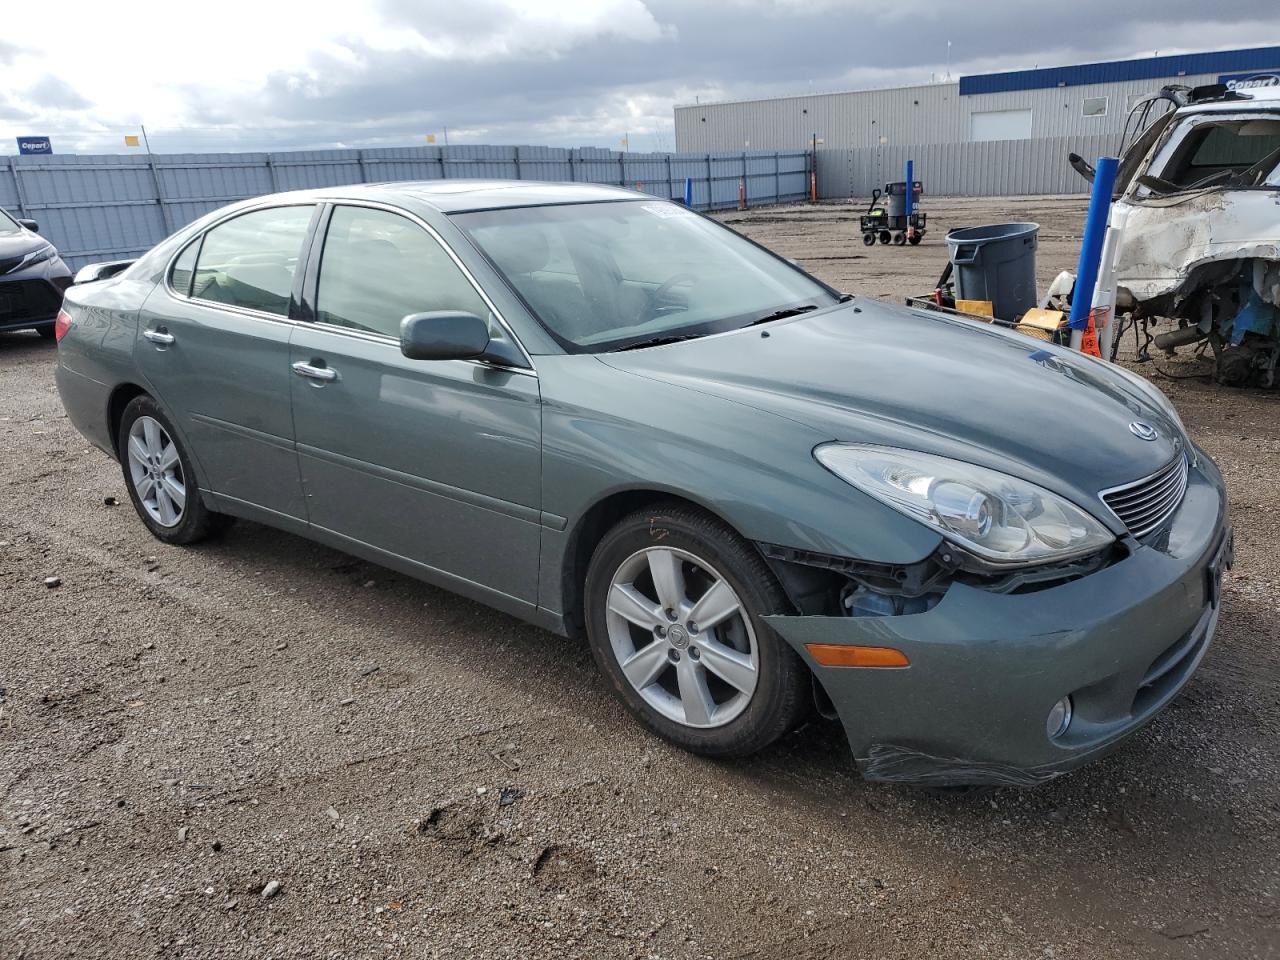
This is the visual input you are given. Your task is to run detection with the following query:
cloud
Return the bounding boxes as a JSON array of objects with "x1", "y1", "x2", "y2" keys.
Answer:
[
  {"x1": 24, "y1": 75, "x2": 91, "y2": 111},
  {"x1": 0, "y1": 1, "x2": 1277, "y2": 153}
]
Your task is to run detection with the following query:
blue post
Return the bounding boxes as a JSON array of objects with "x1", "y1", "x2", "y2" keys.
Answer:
[
  {"x1": 683, "y1": 177, "x2": 694, "y2": 207},
  {"x1": 904, "y1": 160, "x2": 914, "y2": 219},
  {"x1": 1068, "y1": 156, "x2": 1119, "y2": 330}
]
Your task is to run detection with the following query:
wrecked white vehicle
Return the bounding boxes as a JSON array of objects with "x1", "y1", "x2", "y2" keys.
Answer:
[{"x1": 1073, "y1": 83, "x2": 1280, "y2": 386}]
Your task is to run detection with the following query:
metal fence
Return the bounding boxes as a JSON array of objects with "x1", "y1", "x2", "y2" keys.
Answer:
[
  {"x1": 817, "y1": 134, "x2": 1125, "y2": 200},
  {"x1": 1, "y1": 145, "x2": 813, "y2": 269}
]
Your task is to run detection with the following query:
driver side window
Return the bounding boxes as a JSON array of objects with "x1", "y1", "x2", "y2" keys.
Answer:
[{"x1": 316, "y1": 206, "x2": 489, "y2": 340}]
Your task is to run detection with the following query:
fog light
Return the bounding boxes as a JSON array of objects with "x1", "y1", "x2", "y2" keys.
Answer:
[{"x1": 1046, "y1": 696, "x2": 1073, "y2": 739}]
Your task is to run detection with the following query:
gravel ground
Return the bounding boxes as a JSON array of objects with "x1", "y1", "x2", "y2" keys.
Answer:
[{"x1": 2, "y1": 195, "x2": 1278, "y2": 959}]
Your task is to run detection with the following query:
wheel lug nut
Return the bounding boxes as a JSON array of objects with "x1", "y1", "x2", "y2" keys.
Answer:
[
  {"x1": 655, "y1": 625, "x2": 667, "y2": 638},
  {"x1": 665, "y1": 609, "x2": 677, "y2": 622},
  {"x1": 688, "y1": 621, "x2": 699, "y2": 634},
  {"x1": 667, "y1": 649, "x2": 680, "y2": 663},
  {"x1": 689, "y1": 647, "x2": 700, "y2": 661}
]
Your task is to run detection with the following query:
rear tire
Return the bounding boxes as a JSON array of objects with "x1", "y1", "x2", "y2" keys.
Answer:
[
  {"x1": 117, "y1": 395, "x2": 231, "y2": 545},
  {"x1": 584, "y1": 502, "x2": 809, "y2": 758},
  {"x1": 35, "y1": 323, "x2": 55, "y2": 340}
]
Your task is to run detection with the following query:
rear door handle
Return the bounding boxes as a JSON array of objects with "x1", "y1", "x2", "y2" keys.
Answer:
[
  {"x1": 292, "y1": 360, "x2": 338, "y2": 382},
  {"x1": 143, "y1": 328, "x2": 175, "y2": 345}
]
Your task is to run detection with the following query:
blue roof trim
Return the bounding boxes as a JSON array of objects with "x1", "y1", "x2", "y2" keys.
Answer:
[{"x1": 959, "y1": 46, "x2": 1280, "y2": 96}]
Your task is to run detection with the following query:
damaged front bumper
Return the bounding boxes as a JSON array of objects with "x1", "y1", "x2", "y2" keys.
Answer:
[{"x1": 765, "y1": 451, "x2": 1230, "y2": 788}]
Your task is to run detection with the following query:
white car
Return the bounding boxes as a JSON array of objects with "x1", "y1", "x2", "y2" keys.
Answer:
[{"x1": 1073, "y1": 82, "x2": 1280, "y2": 387}]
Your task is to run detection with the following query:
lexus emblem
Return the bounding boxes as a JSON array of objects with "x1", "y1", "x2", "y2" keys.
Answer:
[{"x1": 1129, "y1": 420, "x2": 1159, "y2": 441}]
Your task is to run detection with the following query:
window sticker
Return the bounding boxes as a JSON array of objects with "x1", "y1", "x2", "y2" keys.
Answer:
[{"x1": 640, "y1": 202, "x2": 691, "y2": 219}]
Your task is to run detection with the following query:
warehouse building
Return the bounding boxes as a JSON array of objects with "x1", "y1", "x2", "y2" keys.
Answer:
[{"x1": 673, "y1": 45, "x2": 1280, "y2": 198}]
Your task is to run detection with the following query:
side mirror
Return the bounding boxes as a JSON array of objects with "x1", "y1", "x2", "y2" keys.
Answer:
[
  {"x1": 400, "y1": 311, "x2": 490, "y2": 361},
  {"x1": 17, "y1": 218, "x2": 39, "y2": 233},
  {"x1": 1068, "y1": 153, "x2": 1095, "y2": 184}
]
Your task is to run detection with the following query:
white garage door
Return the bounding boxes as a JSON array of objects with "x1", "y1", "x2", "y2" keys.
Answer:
[{"x1": 971, "y1": 109, "x2": 1033, "y2": 142}]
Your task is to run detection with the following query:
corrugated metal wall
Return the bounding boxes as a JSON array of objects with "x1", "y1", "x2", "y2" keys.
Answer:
[
  {"x1": 674, "y1": 71, "x2": 1227, "y2": 151},
  {"x1": 672, "y1": 63, "x2": 1244, "y2": 198},
  {"x1": 818, "y1": 133, "x2": 1124, "y2": 199},
  {"x1": 0, "y1": 145, "x2": 811, "y2": 268}
]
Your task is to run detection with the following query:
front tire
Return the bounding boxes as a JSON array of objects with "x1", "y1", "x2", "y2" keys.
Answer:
[
  {"x1": 117, "y1": 395, "x2": 230, "y2": 545},
  {"x1": 584, "y1": 503, "x2": 808, "y2": 758}
]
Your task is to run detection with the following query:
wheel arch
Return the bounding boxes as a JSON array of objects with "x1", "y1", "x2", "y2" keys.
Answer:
[
  {"x1": 106, "y1": 382, "x2": 152, "y2": 460},
  {"x1": 560, "y1": 486, "x2": 786, "y2": 641}
]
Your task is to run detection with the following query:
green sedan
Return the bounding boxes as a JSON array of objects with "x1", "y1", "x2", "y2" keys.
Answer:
[{"x1": 53, "y1": 181, "x2": 1231, "y2": 787}]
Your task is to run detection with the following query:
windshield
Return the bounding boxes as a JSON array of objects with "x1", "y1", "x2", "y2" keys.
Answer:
[
  {"x1": 1139, "y1": 115, "x2": 1280, "y2": 195},
  {"x1": 454, "y1": 200, "x2": 837, "y2": 351},
  {"x1": 0, "y1": 209, "x2": 21, "y2": 236}
]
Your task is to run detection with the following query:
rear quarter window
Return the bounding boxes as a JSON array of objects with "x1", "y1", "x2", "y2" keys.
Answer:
[{"x1": 169, "y1": 238, "x2": 200, "y2": 296}]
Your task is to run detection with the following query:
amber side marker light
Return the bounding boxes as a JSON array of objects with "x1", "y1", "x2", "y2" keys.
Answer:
[{"x1": 805, "y1": 644, "x2": 910, "y2": 668}]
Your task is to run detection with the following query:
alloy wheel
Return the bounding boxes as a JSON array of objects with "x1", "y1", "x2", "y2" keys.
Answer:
[
  {"x1": 126, "y1": 416, "x2": 186, "y2": 528},
  {"x1": 605, "y1": 546, "x2": 759, "y2": 728}
]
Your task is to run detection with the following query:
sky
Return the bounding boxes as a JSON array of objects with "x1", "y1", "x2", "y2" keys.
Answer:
[{"x1": 2, "y1": 0, "x2": 1278, "y2": 156}]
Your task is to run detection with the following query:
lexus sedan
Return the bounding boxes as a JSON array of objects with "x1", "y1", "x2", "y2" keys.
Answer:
[
  {"x1": 53, "y1": 181, "x2": 1231, "y2": 787},
  {"x1": 0, "y1": 208, "x2": 73, "y2": 337}
]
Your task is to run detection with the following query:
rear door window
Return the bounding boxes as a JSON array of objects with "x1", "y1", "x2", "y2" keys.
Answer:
[{"x1": 190, "y1": 205, "x2": 315, "y2": 316}]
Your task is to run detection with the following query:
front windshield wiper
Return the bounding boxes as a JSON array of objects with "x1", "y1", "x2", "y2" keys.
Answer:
[
  {"x1": 746, "y1": 304, "x2": 820, "y2": 327},
  {"x1": 614, "y1": 333, "x2": 705, "y2": 351}
]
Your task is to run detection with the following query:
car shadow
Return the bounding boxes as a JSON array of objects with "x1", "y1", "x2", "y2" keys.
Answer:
[{"x1": 0, "y1": 329, "x2": 55, "y2": 354}]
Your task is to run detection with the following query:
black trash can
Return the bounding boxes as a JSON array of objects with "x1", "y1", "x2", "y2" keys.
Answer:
[{"x1": 945, "y1": 222, "x2": 1039, "y2": 321}]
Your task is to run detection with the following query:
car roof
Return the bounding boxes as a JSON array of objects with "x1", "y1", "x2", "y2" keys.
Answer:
[
  {"x1": 1180, "y1": 85, "x2": 1280, "y2": 115},
  {"x1": 268, "y1": 179, "x2": 647, "y2": 214}
]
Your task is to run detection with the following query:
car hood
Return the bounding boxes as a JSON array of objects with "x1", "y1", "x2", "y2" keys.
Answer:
[{"x1": 599, "y1": 299, "x2": 1186, "y2": 520}]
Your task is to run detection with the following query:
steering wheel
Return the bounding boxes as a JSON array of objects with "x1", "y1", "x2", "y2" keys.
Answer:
[{"x1": 644, "y1": 273, "x2": 697, "y2": 322}]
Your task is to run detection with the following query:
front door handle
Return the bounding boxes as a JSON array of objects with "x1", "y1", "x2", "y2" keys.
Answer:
[
  {"x1": 143, "y1": 328, "x2": 175, "y2": 346},
  {"x1": 292, "y1": 360, "x2": 338, "y2": 382}
]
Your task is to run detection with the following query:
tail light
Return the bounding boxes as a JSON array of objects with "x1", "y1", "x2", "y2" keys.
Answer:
[{"x1": 54, "y1": 308, "x2": 74, "y2": 342}]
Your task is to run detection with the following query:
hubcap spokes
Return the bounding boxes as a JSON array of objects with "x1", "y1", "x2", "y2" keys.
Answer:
[
  {"x1": 127, "y1": 416, "x2": 186, "y2": 528},
  {"x1": 606, "y1": 547, "x2": 758, "y2": 729}
]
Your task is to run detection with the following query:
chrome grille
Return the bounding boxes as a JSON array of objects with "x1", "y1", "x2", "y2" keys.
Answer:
[{"x1": 1101, "y1": 455, "x2": 1189, "y2": 540}]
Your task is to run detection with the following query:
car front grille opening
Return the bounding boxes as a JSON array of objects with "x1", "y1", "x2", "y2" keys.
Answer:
[
  {"x1": 1101, "y1": 455, "x2": 1189, "y2": 541},
  {"x1": 0, "y1": 280, "x2": 62, "y2": 320}
]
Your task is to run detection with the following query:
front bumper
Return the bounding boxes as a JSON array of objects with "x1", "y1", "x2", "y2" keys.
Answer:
[
  {"x1": 766, "y1": 450, "x2": 1230, "y2": 787},
  {"x1": 0, "y1": 257, "x2": 73, "y2": 332}
]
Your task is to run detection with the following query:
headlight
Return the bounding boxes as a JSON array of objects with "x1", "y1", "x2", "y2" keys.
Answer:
[
  {"x1": 22, "y1": 244, "x2": 56, "y2": 267},
  {"x1": 814, "y1": 444, "x2": 1114, "y2": 565}
]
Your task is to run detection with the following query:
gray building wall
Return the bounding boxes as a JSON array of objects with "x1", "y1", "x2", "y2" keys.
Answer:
[
  {"x1": 674, "y1": 68, "x2": 1226, "y2": 197},
  {"x1": 674, "y1": 71, "x2": 1222, "y2": 152},
  {"x1": 1, "y1": 145, "x2": 811, "y2": 269}
]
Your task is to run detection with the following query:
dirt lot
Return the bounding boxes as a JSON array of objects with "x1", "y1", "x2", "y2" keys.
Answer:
[{"x1": 2, "y1": 195, "x2": 1278, "y2": 959}]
